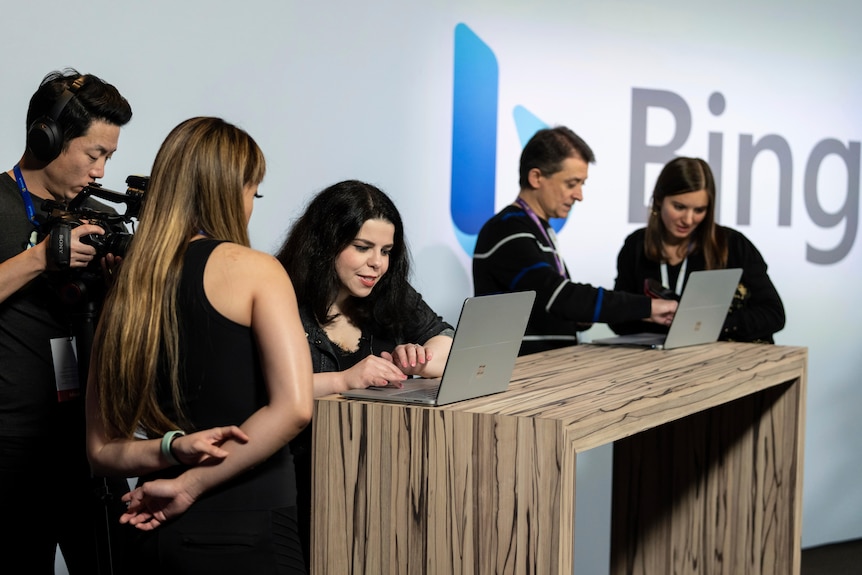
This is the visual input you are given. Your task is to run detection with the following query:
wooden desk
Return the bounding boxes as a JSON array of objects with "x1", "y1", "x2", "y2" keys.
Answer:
[{"x1": 311, "y1": 342, "x2": 807, "y2": 574}]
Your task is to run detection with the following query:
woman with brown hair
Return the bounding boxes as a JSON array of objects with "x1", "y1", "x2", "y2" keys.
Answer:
[{"x1": 611, "y1": 156, "x2": 785, "y2": 343}]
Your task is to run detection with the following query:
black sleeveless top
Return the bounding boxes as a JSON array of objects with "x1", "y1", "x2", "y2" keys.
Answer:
[{"x1": 144, "y1": 239, "x2": 295, "y2": 510}]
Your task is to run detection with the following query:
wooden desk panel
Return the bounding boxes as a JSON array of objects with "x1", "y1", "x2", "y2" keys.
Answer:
[
  {"x1": 312, "y1": 342, "x2": 807, "y2": 574},
  {"x1": 611, "y1": 379, "x2": 803, "y2": 574},
  {"x1": 313, "y1": 401, "x2": 569, "y2": 573}
]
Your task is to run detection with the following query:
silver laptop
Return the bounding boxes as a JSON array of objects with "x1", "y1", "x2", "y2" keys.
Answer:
[
  {"x1": 340, "y1": 291, "x2": 535, "y2": 406},
  {"x1": 590, "y1": 268, "x2": 742, "y2": 350}
]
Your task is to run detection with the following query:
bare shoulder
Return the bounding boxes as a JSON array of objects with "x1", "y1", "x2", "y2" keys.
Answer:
[
  {"x1": 208, "y1": 243, "x2": 284, "y2": 279},
  {"x1": 203, "y1": 243, "x2": 292, "y2": 324}
]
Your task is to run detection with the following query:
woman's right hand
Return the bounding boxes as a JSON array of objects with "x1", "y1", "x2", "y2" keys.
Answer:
[
  {"x1": 170, "y1": 425, "x2": 250, "y2": 466},
  {"x1": 345, "y1": 354, "x2": 408, "y2": 389}
]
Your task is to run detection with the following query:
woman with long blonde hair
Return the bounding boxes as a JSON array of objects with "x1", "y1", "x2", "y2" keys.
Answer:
[{"x1": 86, "y1": 117, "x2": 313, "y2": 574}]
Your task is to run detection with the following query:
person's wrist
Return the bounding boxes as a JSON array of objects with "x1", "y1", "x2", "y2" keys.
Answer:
[
  {"x1": 178, "y1": 466, "x2": 208, "y2": 502},
  {"x1": 160, "y1": 430, "x2": 185, "y2": 466},
  {"x1": 26, "y1": 239, "x2": 50, "y2": 272}
]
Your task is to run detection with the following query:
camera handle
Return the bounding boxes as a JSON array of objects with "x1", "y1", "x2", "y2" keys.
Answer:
[
  {"x1": 48, "y1": 222, "x2": 73, "y2": 268},
  {"x1": 48, "y1": 221, "x2": 109, "y2": 270}
]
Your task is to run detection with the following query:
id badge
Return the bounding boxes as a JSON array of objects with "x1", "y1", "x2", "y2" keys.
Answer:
[{"x1": 50, "y1": 337, "x2": 81, "y2": 402}]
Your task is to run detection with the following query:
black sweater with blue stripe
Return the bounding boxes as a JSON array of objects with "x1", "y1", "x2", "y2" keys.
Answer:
[{"x1": 472, "y1": 205, "x2": 651, "y2": 355}]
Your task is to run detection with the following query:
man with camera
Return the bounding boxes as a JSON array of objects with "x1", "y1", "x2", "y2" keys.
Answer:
[{"x1": 0, "y1": 69, "x2": 132, "y2": 574}]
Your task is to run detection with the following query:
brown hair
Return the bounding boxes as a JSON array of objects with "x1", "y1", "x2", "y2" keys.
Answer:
[
  {"x1": 644, "y1": 157, "x2": 727, "y2": 269},
  {"x1": 92, "y1": 117, "x2": 265, "y2": 438}
]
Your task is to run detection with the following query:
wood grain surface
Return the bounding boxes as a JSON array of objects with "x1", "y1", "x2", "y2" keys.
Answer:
[{"x1": 312, "y1": 342, "x2": 807, "y2": 574}]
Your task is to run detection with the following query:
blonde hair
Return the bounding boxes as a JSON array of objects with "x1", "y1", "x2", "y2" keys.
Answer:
[{"x1": 92, "y1": 117, "x2": 265, "y2": 438}]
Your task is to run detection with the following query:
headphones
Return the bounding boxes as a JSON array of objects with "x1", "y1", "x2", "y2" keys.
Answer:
[{"x1": 26, "y1": 76, "x2": 85, "y2": 163}]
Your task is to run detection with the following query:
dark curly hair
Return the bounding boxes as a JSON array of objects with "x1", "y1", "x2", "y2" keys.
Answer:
[{"x1": 275, "y1": 180, "x2": 413, "y2": 335}]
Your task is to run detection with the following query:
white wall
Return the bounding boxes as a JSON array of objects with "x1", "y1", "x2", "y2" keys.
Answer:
[{"x1": 3, "y1": 2, "x2": 857, "y2": 570}]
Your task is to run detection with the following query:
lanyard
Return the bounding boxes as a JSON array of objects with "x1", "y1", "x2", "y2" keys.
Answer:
[
  {"x1": 660, "y1": 257, "x2": 688, "y2": 296},
  {"x1": 13, "y1": 164, "x2": 42, "y2": 248},
  {"x1": 13, "y1": 164, "x2": 41, "y2": 229},
  {"x1": 515, "y1": 198, "x2": 567, "y2": 278}
]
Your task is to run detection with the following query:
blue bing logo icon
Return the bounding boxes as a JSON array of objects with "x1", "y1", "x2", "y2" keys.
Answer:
[{"x1": 449, "y1": 23, "x2": 566, "y2": 257}]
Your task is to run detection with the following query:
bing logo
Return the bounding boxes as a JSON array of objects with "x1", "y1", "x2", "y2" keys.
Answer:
[
  {"x1": 448, "y1": 24, "x2": 859, "y2": 264},
  {"x1": 449, "y1": 23, "x2": 566, "y2": 257}
]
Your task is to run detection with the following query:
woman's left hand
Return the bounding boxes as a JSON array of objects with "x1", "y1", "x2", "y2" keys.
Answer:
[
  {"x1": 120, "y1": 476, "x2": 197, "y2": 530},
  {"x1": 385, "y1": 343, "x2": 433, "y2": 376}
]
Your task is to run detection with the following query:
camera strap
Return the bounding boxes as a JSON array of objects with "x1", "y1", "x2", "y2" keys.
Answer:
[{"x1": 49, "y1": 222, "x2": 72, "y2": 269}]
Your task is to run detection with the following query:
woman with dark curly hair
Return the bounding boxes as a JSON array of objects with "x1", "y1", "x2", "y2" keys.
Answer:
[{"x1": 274, "y1": 179, "x2": 454, "y2": 566}]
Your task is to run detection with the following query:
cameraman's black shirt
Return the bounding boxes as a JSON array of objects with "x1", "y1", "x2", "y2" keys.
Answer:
[
  {"x1": 0, "y1": 172, "x2": 73, "y2": 437},
  {"x1": 0, "y1": 172, "x2": 122, "y2": 437}
]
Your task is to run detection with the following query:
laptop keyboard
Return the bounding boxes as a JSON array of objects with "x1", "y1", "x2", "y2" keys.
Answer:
[{"x1": 399, "y1": 386, "x2": 440, "y2": 400}]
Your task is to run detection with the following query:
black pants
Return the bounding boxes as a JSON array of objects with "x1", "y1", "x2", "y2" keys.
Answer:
[{"x1": 126, "y1": 507, "x2": 306, "y2": 575}]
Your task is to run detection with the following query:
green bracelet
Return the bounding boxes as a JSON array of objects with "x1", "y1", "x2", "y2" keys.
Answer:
[{"x1": 160, "y1": 430, "x2": 185, "y2": 466}]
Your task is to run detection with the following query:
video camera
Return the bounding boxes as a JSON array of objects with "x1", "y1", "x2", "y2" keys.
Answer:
[
  {"x1": 41, "y1": 175, "x2": 148, "y2": 265},
  {"x1": 40, "y1": 175, "x2": 148, "y2": 306}
]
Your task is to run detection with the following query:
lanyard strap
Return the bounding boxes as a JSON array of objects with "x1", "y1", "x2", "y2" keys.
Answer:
[
  {"x1": 13, "y1": 164, "x2": 41, "y2": 230},
  {"x1": 515, "y1": 198, "x2": 567, "y2": 278},
  {"x1": 660, "y1": 257, "x2": 688, "y2": 296}
]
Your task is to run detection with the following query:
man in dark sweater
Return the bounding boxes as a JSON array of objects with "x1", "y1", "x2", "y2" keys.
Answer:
[{"x1": 472, "y1": 126, "x2": 677, "y2": 355}]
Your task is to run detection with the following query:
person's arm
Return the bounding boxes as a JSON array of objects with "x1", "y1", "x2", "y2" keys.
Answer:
[
  {"x1": 0, "y1": 223, "x2": 104, "y2": 303},
  {"x1": 86, "y1": 357, "x2": 251, "y2": 476},
  {"x1": 474, "y1": 213, "x2": 654, "y2": 326},
  {"x1": 311, "y1": 356, "x2": 409, "y2": 396},
  {"x1": 309, "y1": 331, "x2": 454, "y2": 397},
  {"x1": 386, "y1": 284, "x2": 454, "y2": 377},
  {"x1": 721, "y1": 231, "x2": 786, "y2": 342},
  {"x1": 609, "y1": 230, "x2": 666, "y2": 335},
  {"x1": 387, "y1": 333, "x2": 453, "y2": 378},
  {"x1": 86, "y1": 394, "x2": 250, "y2": 477}
]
